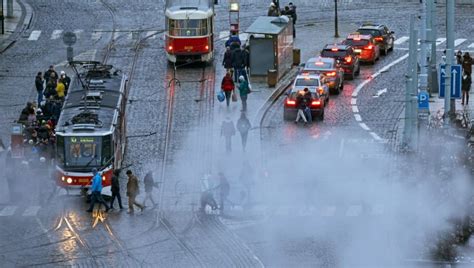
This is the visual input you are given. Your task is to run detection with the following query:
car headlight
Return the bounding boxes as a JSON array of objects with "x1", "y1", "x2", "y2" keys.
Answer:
[{"x1": 66, "y1": 177, "x2": 73, "y2": 184}]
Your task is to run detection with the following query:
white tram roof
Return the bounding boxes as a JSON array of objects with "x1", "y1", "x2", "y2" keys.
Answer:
[
  {"x1": 56, "y1": 65, "x2": 127, "y2": 137},
  {"x1": 165, "y1": 1, "x2": 213, "y2": 20}
]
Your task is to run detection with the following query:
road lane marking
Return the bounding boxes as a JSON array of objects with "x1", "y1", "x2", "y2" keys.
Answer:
[
  {"x1": 22, "y1": 206, "x2": 41, "y2": 216},
  {"x1": 354, "y1": 114, "x2": 362, "y2": 121},
  {"x1": 91, "y1": 30, "x2": 103, "y2": 41},
  {"x1": 28, "y1": 30, "x2": 41, "y2": 41},
  {"x1": 0, "y1": 206, "x2": 17, "y2": 216},
  {"x1": 370, "y1": 132, "x2": 383, "y2": 141},
  {"x1": 454, "y1": 38, "x2": 467, "y2": 47},
  {"x1": 469, "y1": 43, "x2": 474, "y2": 48},
  {"x1": 346, "y1": 205, "x2": 363, "y2": 216},
  {"x1": 51, "y1": 30, "x2": 63, "y2": 40},
  {"x1": 436, "y1": 37, "x2": 446, "y2": 46},
  {"x1": 73, "y1": 29, "x2": 84, "y2": 38},
  {"x1": 394, "y1": 36, "x2": 409, "y2": 45},
  {"x1": 373, "y1": 88, "x2": 387, "y2": 98},
  {"x1": 350, "y1": 98, "x2": 357, "y2": 105},
  {"x1": 320, "y1": 206, "x2": 336, "y2": 217},
  {"x1": 351, "y1": 105, "x2": 359, "y2": 113},
  {"x1": 146, "y1": 30, "x2": 158, "y2": 39},
  {"x1": 359, "y1": 123, "x2": 370, "y2": 131}
]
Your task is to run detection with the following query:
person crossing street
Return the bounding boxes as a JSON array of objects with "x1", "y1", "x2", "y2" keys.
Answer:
[
  {"x1": 110, "y1": 169, "x2": 124, "y2": 210},
  {"x1": 126, "y1": 170, "x2": 144, "y2": 213},
  {"x1": 143, "y1": 171, "x2": 158, "y2": 207},
  {"x1": 86, "y1": 168, "x2": 111, "y2": 213}
]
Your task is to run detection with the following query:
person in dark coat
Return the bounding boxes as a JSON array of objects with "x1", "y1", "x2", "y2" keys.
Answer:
[
  {"x1": 303, "y1": 88, "x2": 312, "y2": 123},
  {"x1": 217, "y1": 172, "x2": 230, "y2": 214},
  {"x1": 462, "y1": 71, "x2": 472, "y2": 105},
  {"x1": 267, "y1": 3, "x2": 280, "y2": 17},
  {"x1": 272, "y1": 0, "x2": 280, "y2": 11},
  {"x1": 295, "y1": 89, "x2": 309, "y2": 124},
  {"x1": 143, "y1": 171, "x2": 157, "y2": 207},
  {"x1": 35, "y1": 72, "x2": 44, "y2": 105},
  {"x1": 126, "y1": 170, "x2": 144, "y2": 213},
  {"x1": 462, "y1": 52, "x2": 473, "y2": 75},
  {"x1": 223, "y1": 46, "x2": 233, "y2": 72},
  {"x1": 225, "y1": 34, "x2": 241, "y2": 49},
  {"x1": 110, "y1": 169, "x2": 123, "y2": 209},
  {"x1": 19, "y1": 102, "x2": 33, "y2": 122},
  {"x1": 44, "y1": 65, "x2": 58, "y2": 84},
  {"x1": 221, "y1": 117, "x2": 236, "y2": 153},
  {"x1": 231, "y1": 46, "x2": 245, "y2": 82},
  {"x1": 289, "y1": 2, "x2": 297, "y2": 24},
  {"x1": 241, "y1": 46, "x2": 250, "y2": 79},
  {"x1": 237, "y1": 112, "x2": 251, "y2": 151},
  {"x1": 221, "y1": 72, "x2": 235, "y2": 107}
]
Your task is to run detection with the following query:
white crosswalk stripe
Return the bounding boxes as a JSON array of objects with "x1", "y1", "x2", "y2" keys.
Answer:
[
  {"x1": 394, "y1": 36, "x2": 409, "y2": 45},
  {"x1": 0, "y1": 206, "x2": 18, "y2": 216},
  {"x1": 345, "y1": 205, "x2": 363, "y2": 216},
  {"x1": 455, "y1": 38, "x2": 467, "y2": 47},
  {"x1": 146, "y1": 30, "x2": 158, "y2": 39},
  {"x1": 73, "y1": 29, "x2": 84, "y2": 38},
  {"x1": 91, "y1": 30, "x2": 103, "y2": 41},
  {"x1": 469, "y1": 43, "x2": 474, "y2": 48},
  {"x1": 436, "y1": 37, "x2": 446, "y2": 46},
  {"x1": 28, "y1": 30, "x2": 41, "y2": 41},
  {"x1": 22, "y1": 206, "x2": 41, "y2": 216},
  {"x1": 320, "y1": 206, "x2": 336, "y2": 217},
  {"x1": 51, "y1": 29, "x2": 63, "y2": 40}
]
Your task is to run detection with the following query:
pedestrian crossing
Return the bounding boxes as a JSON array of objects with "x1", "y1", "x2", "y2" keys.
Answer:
[
  {"x1": 27, "y1": 29, "x2": 161, "y2": 42},
  {"x1": 0, "y1": 205, "x2": 41, "y2": 217},
  {"x1": 393, "y1": 35, "x2": 474, "y2": 51}
]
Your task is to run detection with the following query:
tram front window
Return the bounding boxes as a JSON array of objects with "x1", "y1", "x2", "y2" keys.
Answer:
[
  {"x1": 64, "y1": 136, "x2": 102, "y2": 168},
  {"x1": 168, "y1": 19, "x2": 208, "y2": 36}
]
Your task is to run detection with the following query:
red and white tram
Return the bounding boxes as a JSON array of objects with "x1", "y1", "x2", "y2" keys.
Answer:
[
  {"x1": 165, "y1": 0, "x2": 215, "y2": 63},
  {"x1": 55, "y1": 63, "x2": 128, "y2": 195}
]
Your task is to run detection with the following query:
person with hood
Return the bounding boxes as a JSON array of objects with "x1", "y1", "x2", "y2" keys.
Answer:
[
  {"x1": 462, "y1": 52, "x2": 473, "y2": 75},
  {"x1": 221, "y1": 72, "x2": 235, "y2": 107},
  {"x1": 267, "y1": 2, "x2": 280, "y2": 17},
  {"x1": 238, "y1": 76, "x2": 251, "y2": 112},
  {"x1": 35, "y1": 72, "x2": 44, "y2": 105},
  {"x1": 221, "y1": 117, "x2": 236, "y2": 153},
  {"x1": 231, "y1": 44, "x2": 245, "y2": 82},
  {"x1": 223, "y1": 46, "x2": 233, "y2": 73},
  {"x1": 59, "y1": 71, "x2": 71, "y2": 95},
  {"x1": 126, "y1": 170, "x2": 144, "y2": 213},
  {"x1": 143, "y1": 171, "x2": 158, "y2": 207},
  {"x1": 462, "y1": 70, "x2": 472, "y2": 105},
  {"x1": 237, "y1": 112, "x2": 251, "y2": 151},
  {"x1": 87, "y1": 168, "x2": 111, "y2": 212},
  {"x1": 110, "y1": 169, "x2": 124, "y2": 210}
]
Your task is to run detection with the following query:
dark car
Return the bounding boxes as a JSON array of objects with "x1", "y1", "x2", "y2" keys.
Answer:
[
  {"x1": 283, "y1": 74, "x2": 326, "y2": 121},
  {"x1": 356, "y1": 23, "x2": 395, "y2": 55},
  {"x1": 342, "y1": 33, "x2": 380, "y2": 65},
  {"x1": 321, "y1": 44, "x2": 360, "y2": 80},
  {"x1": 302, "y1": 56, "x2": 344, "y2": 95}
]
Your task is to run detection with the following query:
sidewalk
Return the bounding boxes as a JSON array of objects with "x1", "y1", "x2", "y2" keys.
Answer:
[{"x1": 0, "y1": 0, "x2": 33, "y2": 53}]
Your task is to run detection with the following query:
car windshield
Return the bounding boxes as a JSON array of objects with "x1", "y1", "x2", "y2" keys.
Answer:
[
  {"x1": 321, "y1": 50, "x2": 347, "y2": 58},
  {"x1": 64, "y1": 136, "x2": 102, "y2": 168},
  {"x1": 295, "y1": 78, "x2": 319, "y2": 87},
  {"x1": 345, "y1": 39, "x2": 369, "y2": 46},
  {"x1": 357, "y1": 29, "x2": 381, "y2": 37},
  {"x1": 305, "y1": 61, "x2": 333, "y2": 70}
]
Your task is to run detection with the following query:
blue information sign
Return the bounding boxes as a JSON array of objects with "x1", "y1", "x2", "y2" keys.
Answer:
[
  {"x1": 439, "y1": 64, "x2": 462, "y2": 99},
  {"x1": 418, "y1": 90, "x2": 429, "y2": 110}
]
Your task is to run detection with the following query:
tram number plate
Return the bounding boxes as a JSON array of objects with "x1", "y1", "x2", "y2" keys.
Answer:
[
  {"x1": 79, "y1": 179, "x2": 90, "y2": 183},
  {"x1": 184, "y1": 46, "x2": 193, "y2": 50}
]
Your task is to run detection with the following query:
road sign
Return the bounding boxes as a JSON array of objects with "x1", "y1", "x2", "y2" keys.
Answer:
[
  {"x1": 62, "y1": 31, "x2": 77, "y2": 46},
  {"x1": 439, "y1": 64, "x2": 462, "y2": 99},
  {"x1": 418, "y1": 90, "x2": 429, "y2": 110},
  {"x1": 67, "y1": 46, "x2": 74, "y2": 62}
]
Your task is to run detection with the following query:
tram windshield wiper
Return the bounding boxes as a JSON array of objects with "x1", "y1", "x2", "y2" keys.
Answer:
[{"x1": 84, "y1": 155, "x2": 98, "y2": 168}]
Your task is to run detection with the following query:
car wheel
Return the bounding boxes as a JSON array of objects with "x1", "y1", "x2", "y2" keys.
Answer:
[
  {"x1": 318, "y1": 110, "x2": 325, "y2": 121},
  {"x1": 356, "y1": 65, "x2": 360, "y2": 76},
  {"x1": 382, "y1": 47, "x2": 388, "y2": 55},
  {"x1": 339, "y1": 82, "x2": 344, "y2": 92}
]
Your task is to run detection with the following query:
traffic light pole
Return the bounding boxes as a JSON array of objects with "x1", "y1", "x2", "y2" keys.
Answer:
[
  {"x1": 444, "y1": 0, "x2": 454, "y2": 124},
  {"x1": 429, "y1": 0, "x2": 438, "y2": 97},
  {"x1": 334, "y1": 0, "x2": 339, "y2": 38}
]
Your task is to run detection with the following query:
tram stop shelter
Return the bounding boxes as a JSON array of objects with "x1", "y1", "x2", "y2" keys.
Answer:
[{"x1": 245, "y1": 16, "x2": 293, "y2": 81}]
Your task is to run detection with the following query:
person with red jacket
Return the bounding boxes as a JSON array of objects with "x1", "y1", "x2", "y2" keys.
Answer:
[{"x1": 221, "y1": 72, "x2": 235, "y2": 107}]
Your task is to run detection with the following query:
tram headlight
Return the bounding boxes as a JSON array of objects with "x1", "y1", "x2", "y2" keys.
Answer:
[
  {"x1": 66, "y1": 177, "x2": 73, "y2": 184},
  {"x1": 205, "y1": 45, "x2": 209, "y2": 51},
  {"x1": 102, "y1": 176, "x2": 106, "y2": 181},
  {"x1": 168, "y1": 45, "x2": 173, "y2": 51},
  {"x1": 61, "y1": 176, "x2": 65, "y2": 182}
]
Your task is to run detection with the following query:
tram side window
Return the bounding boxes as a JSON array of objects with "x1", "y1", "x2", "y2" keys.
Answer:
[
  {"x1": 102, "y1": 134, "x2": 112, "y2": 166},
  {"x1": 56, "y1": 135, "x2": 65, "y2": 166}
]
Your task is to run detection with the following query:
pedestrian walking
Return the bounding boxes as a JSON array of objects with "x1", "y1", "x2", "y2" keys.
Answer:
[
  {"x1": 456, "y1": 50, "x2": 463, "y2": 65},
  {"x1": 242, "y1": 45, "x2": 250, "y2": 78},
  {"x1": 267, "y1": 2, "x2": 280, "y2": 17},
  {"x1": 143, "y1": 171, "x2": 157, "y2": 207},
  {"x1": 221, "y1": 72, "x2": 235, "y2": 107},
  {"x1": 59, "y1": 71, "x2": 71, "y2": 96},
  {"x1": 35, "y1": 72, "x2": 44, "y2": 105},
  {"x1": 110, "y1": 169, "x2": 124, "y2": 210},
  {"x1": 238, "y1": 76, "x2": 251, "y2": 111},
  {"x1": 223, "y1": 46, "x2": 233, "y2": 73},
  {"x1": 237, "y1": 112, "x2": 251, "y2": 151},
  {"x1": 303, "y1": 88, "x2": 312, "y2": 123},
  {"x1": 56, "y1": 80, "x2": 66, "y2": 101},
  {"x1": 87, "y1": 168, "x2": 111, "y2": 212},
  {"x1": 462, "y1": 52, "x2": 473, "y2": 75},
  {"x1": 295, "y1": 89, "x2": 309, "y2": 125},
  {"x1": 200, "y1": 190, "x2": 218, "y2": 213},
  {"x1": 462, "y1": 70, "x2": 472, "y2": 105},
  {"x1": 126, "y1": 170, "x2": 144, "y2": 213},
  {"x1": 44, "y1": 65, "x2": 58, "y2": 84},
  {"x1": 221, "y1": 117, "x2": 236, "y2": 153},
  {"x1": 231, "y1": 46, "x2": 245, "y2": 82},
  {"x1": 217, "y1": 172, "x2": 230, "y2": 214},
  {"x1": 288, "y1": 2, "x2": 297, "y2": 37},
  {"x1": 272, "y1": 0, "x2": 280, "y2": 11},
  {"x1": 225, "y1": 34, "x2": 241, "y2": 51}
]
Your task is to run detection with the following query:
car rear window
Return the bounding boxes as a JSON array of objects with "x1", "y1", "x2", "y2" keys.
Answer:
[
  {"x1": 321, "y1": 50, "x2": 347, "y2": 58},
  {"x1": 357, "y1": 29, "x2": 381, "y2": 37},
  {"x1": 344, "y1": 39, "x2": 369, "y2": 46},
  {"x1": 295, "y1": 78, "x2": 319, "y2": 87},
  {"x1": 305, "y1": 61, "x2": 333, "y2": 70}
]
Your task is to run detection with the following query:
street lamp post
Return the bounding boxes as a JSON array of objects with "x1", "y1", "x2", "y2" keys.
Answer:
[{"x1": 334, "y1": 0, "x2": 339, "y2": 38}]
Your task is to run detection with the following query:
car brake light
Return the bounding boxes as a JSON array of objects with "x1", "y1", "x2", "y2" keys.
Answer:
[
  {"x1": 326, "y1": 71, "x2": 336, "y2": 77},
  {"x1": 315, "y1": 62, "x2": 324, "y2": 66},
  {"x1": 365, "y1": 45, "x2": 373, "y2": 50},
  {"x1": 353, "y1": 37, "x2": 361, "y2": 41},
  {"x1": 374, "y1": 37, "x2": 383, "y2": 42},
  {"x1": 311, "y1": 100, "x2": 321, "y2": 106},
  {"x1": 286, "y1": 99, "x2": 296, "y2": 106},
  {"x1": 344, "y1": 56, "x2": 352, "y2": 63},
  {"x1": 331, "y1": 47, "x2": 338, "y2": 51}
]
